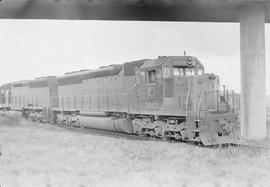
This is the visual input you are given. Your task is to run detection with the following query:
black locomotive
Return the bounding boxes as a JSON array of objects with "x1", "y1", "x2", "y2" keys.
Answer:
[{"x1": 0, "y1": 56, "x2": 240, "y2": 145}]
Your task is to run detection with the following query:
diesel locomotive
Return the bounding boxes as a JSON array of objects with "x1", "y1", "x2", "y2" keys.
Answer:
[{"x1": 0, "y1": 56, "x2": 240, "y2": 145}]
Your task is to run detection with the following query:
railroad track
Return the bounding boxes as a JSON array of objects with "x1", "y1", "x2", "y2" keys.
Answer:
[
  {"x1": 31, "y1": 121, "x2": 270, "y2": 150},
  {"x1": 3, "y1": 116, "x2": 269, "y2": 150}
]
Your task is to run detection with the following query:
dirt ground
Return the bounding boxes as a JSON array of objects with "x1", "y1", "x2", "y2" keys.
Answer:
[{"x1": 1, "y1": 117, "x2": 270, "y2": 187}]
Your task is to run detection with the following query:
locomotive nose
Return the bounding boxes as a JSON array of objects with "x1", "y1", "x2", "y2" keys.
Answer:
[{"x1": 199, "y1": 117, "x2": 240, "y2": 146}]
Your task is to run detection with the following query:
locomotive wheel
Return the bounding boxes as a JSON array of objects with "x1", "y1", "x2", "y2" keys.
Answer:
[
  {"x1": 56, "y1": 115, "x2": 62, "y2": 125},
  {"x1": 174, "y1": 132, "x2": 182, "y2": 140},
  {"x1": 66, "y1": 116, "x2": 71, "y2": 126},
  {"x1": 32, "y1": 116, "x2": 37, "y2": 122},
  {"x1": 138, "y1": 129, "x2": 146, "y2": 137},
  {"x1": 160, "y1": 131, "x2": 170, "y2": 141},
  {"x1": 142, "y1": 129, "x2": 148, "y2": 137},
  {"x1": 154, "y1": 126, "x2": 165, "y2": 138},
  {"x1": 149, "y1": 130, "x2": 156, "y2": 137},
  {"x1": 161, "y1": 136, "x2": 168, "y2": 141},
  {"x1": 37, "y1": 117, "x2": 42, "y2": 123},
  {"x1": 132, "y1": 119, "x2": 143, "y2": 134}
]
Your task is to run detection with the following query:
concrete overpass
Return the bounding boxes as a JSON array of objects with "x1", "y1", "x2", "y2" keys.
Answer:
[{"x1": 0, "y1": 0, "x2": 269, "y2": 139}]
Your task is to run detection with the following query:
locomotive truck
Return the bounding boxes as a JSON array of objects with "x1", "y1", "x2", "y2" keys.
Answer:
[{"x1": 0, "y1": 56, "x2": 240, "y2": 145}]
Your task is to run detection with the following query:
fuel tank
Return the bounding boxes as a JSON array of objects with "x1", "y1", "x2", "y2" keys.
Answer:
[{"x1": 79, "y1": 116, "x2": 133, "y2": 134}]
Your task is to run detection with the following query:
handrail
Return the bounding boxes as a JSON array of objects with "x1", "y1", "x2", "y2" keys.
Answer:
[
  {"x1": 186, "y1": 79, "x2": 191, "y2": 110},
  {"x1": 197, "y1": 90, "x2": 204, "y2": 111}
]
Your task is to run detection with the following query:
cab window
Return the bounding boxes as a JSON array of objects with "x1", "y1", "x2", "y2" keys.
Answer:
[
  {"x1": 173, "y1": 66, "x2": 194, "y2": 76},
  {"x1": 147, "y1": 70, "x2": 157, "y2": 83},
  {"x1": 156, "y1": 69, "x2": 162, "y2": 81},
  {"x1": 173, "y1": 67, "x2": 184, "y2": 76},
  {"x1": 163, "y1": 67, "x2": 171, "y2": 78},
  {"x1": 185, "y1": 68, "x2": 195, "y2": 76}
]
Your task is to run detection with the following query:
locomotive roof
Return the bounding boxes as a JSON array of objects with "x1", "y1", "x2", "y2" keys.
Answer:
[
  {"x1": 57, "y1": 65, "x2": 122, "y2": 86},
  {"x1": 0, "y1": 57, "x2": 203, "y2": 88},
  {"x1": 9, "y1": 80, "x2": 30, "y2": 88},
  {"x1": 57, "y1": 69, "x2": 94, "y2": 79},
  {"x1": 123, "y1": 59, "x2": 148, "y2": 76},
  {"x1": 28, "y1": 76, "x2": 57, "y2": 88},
  {"x1": 57, "y1": 69, "x2": 103, "y2": 85},
  {"x1": 0, "y1": 83, "x2": 11, "y2": 89},
  {"x1": 140, "y1": 56, "x2": 203, "y2": 70},
  {"x1": 82, "y1": 65, "x2": 122, "y2": 80},
  {"x1": 57, "y1": 59, "x2": 149, "y2": 85}
]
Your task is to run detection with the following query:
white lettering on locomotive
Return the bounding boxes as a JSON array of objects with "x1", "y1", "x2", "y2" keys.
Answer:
[{"x1": 146, "y1": 102, "x2": 159, "y2": 109}]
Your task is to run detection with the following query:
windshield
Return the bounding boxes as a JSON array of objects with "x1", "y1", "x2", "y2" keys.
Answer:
[
  {"x1": 185, "y1": 68, "x2": 195, "y2": 76},
  {"x1": 173, "y1": 67, "x2": 195, "y2": 76}
]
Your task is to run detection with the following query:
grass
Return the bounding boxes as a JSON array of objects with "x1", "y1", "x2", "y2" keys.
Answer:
[{"x1": 0, "y1": 117, "x2": 270, "y2": 187}]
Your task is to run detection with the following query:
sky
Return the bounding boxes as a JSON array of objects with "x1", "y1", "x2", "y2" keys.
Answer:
[{"x1": 0, "y1": 20, "x2": 269, "y2": 93}]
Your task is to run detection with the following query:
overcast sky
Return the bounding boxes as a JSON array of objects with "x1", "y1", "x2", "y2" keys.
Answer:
[{"x1": 0, "y1": 20, "x2": 269, "y2": 93}]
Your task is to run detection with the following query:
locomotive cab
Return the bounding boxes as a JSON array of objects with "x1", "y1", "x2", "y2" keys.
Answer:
[
  {"x1": 135, "y1": 56, "x2": 225, "y2": 113},
  {"x1": 162, "y1": 57, "x2": 206, "y2": 110},
  {"x1": 134, "y1": 56, "x2": 239, "y2": 145},
  {"x1": 160, "y1": 56, "x2": 230, "y2": 113}
]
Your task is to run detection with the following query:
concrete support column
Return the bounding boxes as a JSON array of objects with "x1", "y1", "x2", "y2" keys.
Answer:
[{"x1": 240, "y1": 3, "x2": 266, "y2": 139}]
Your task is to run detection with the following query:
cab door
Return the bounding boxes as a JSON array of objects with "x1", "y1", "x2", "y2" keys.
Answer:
[{"x1": 135, "y1": 68, "x2": 163, "y2": 113}]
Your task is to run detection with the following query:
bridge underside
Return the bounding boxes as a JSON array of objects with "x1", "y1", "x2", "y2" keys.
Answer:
[
  {"x1": 0, "y1": 0, "x2": 270, "y2": 22},
  {"x1": 0, "y1": 0, "x2": 269, "y2": 139}
]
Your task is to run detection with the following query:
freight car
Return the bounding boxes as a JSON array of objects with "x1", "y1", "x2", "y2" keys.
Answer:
[{"x1": 0, "y1": 56, "x2": 240, "y2": 145}]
